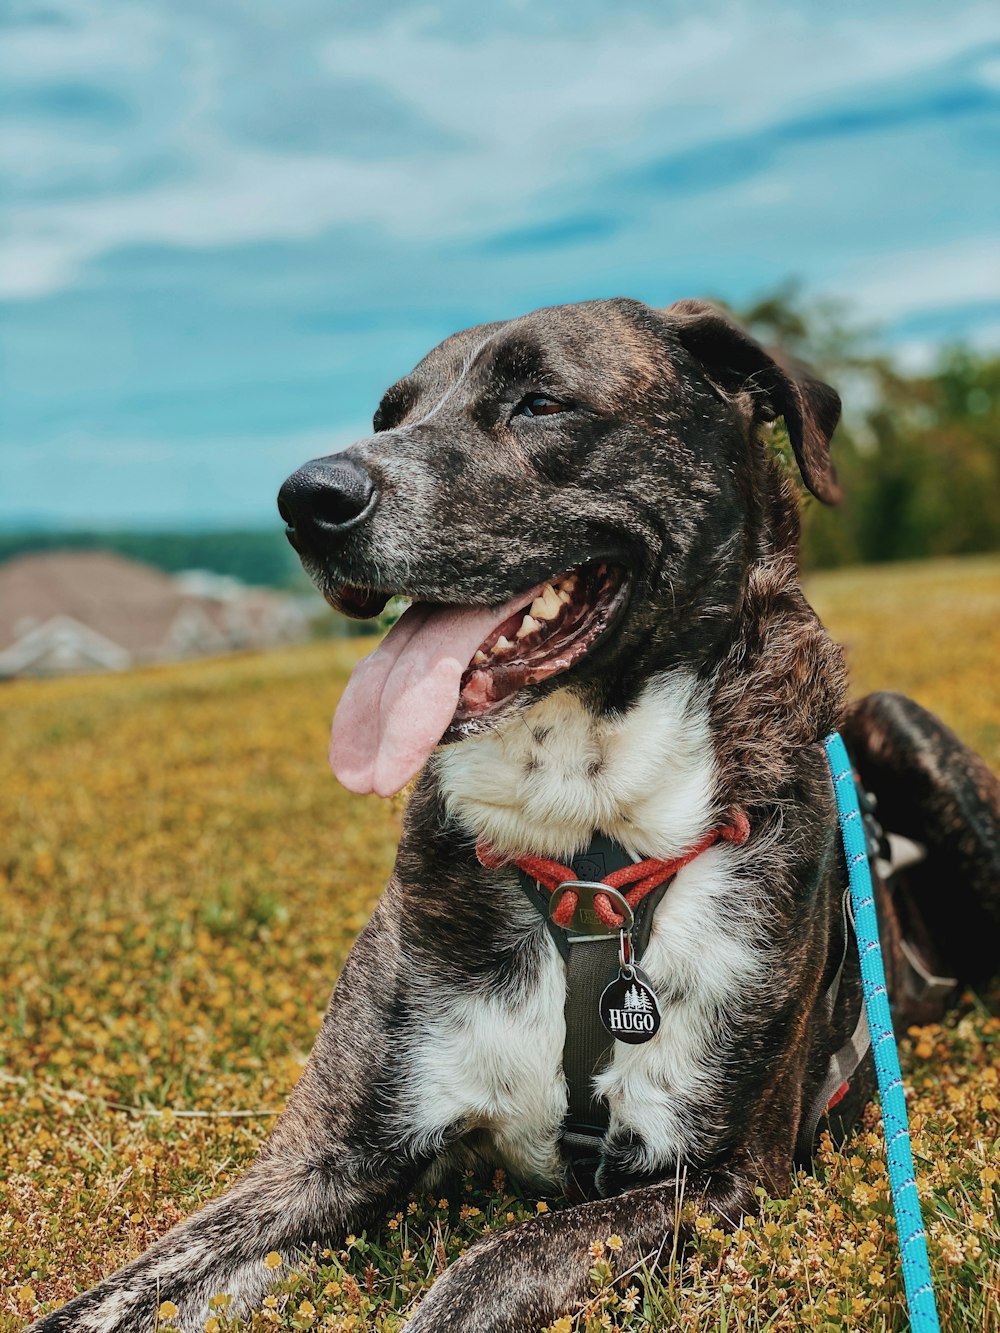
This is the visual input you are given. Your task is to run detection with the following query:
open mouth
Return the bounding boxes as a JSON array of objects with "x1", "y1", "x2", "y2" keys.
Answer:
[
  {"x1": 328, "y1": 560, "x2": 629, "y2": 797},
  {"x1": 454, "y1": 563, "x2": 627, "y2": 722}
]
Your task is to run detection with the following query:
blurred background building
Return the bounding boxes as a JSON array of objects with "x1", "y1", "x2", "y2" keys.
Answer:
[{"x1": 0, "y1": 550, "x2": 312, "y2": 677}]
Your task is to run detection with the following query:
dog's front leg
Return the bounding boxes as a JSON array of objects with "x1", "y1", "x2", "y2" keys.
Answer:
[
  {"x1": 407, "y1": 1016, "x2": 811, "y2": 1333},
  {"x1": 31, "y1": 1152, "x2": 384, "y2": 1333},
  {"x1": 406, "y1": 1166, "x2": 755, "y2": 1333},
  {"x1": 30, "y1": 895, "x2": 436, "y2": 1333}
]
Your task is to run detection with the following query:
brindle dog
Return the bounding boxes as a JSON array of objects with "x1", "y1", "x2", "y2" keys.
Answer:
[{"x1": 31, "y1": 299, "x2": 1000, "y2": 1333}]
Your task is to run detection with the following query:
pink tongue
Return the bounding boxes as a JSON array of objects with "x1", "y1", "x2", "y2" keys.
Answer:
[{"x1": 329, "y1": 588, "x2": 539, "y2": 797}]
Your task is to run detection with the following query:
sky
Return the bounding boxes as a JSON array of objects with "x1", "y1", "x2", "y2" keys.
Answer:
[{"x1": 1, "y1": 0, "x2": 999, "y2": 528}]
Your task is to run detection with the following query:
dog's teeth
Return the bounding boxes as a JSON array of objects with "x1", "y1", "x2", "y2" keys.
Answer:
[
  {"x1": 494, "y1": 635, "x2": 513, "y2": 653},
  {"x1": 558, "y1": 589, "x2": 572, "y2": 604},
  {"x1": 530, "y1": 583, "x2": 563, "y2": 621},
  {"x1": 472, "y1": 650, "x2": 488, "y2": 665},
  {"x1": 542, "y1": 583, "x2": 563, "y2": 616},
  {"x1": 517, "y1": 614, "x2": 542, "y2": 639}
]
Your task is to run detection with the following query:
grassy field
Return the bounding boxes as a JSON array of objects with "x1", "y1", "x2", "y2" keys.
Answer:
[{"x1": 1, "y1": 555, "x2": 998, "y2": 1332}]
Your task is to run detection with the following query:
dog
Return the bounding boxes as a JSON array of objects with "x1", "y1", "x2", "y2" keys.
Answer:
[{"x1": 31, "y1": 298, "x2": 1000, "y2": 1332}]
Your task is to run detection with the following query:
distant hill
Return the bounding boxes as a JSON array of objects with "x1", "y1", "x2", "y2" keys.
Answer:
[
  {"x1": 0, "y1": 549, "x2": 313, "y2": 677},
  {"x1": 0, "y1": 528, "x2": 305, "y2": 590}
]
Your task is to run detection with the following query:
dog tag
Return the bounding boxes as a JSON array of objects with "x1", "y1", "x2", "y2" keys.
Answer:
[{"x1": 600, "y1": 965, "x2": 661, "y2": 1044}]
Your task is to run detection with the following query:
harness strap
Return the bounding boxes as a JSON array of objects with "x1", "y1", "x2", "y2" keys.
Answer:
[
  {"x1": 797, "y1": 887, "x2": 872, "y2": 1159},
  {"x1": 477, "y1": 818, "x2": 749, "y2": 1190},
  {"x1": 562, "y1": 933, "x2": 619, "y2": 1128},
  {"x1": 799, "y1": 776, "x2": 959, "y2": 1161},
  {"x1": 797, "y1": 889, "x2": 872, "y2": 1156}
]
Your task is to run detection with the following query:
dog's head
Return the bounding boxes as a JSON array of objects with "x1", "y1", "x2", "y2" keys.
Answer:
[{"x1": 278, "y1": 297, "x2": 841, "y2": 796}]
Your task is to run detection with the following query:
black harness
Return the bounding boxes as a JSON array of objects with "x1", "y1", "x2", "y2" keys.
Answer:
[
  {"x1": 517, "y1": 835, "x2": 670, "y2": 1194},
  {"x1": 514, "y1": 780, "x2": 945, "y2": 1195}
]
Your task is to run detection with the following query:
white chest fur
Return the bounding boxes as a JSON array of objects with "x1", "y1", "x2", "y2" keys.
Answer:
[
  {"x1": 405, "y1": 672, "x2": 765, "y2": 1183},
  {"x1": 433, "y1": 670, "x2": 719, "y2": 860}
]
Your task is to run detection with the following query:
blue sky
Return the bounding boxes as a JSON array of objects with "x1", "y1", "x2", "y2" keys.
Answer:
[{"x1": 2, "y1": 0, "x2": 999, "y2": 528}]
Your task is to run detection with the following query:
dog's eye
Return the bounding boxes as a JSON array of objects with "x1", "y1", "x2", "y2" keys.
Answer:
[{"x1": 514, "y1": 394, "x2": 567, "y2": 418}]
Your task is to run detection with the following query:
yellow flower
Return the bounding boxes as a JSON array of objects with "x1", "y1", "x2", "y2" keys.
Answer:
[
  {"x1": 547, "y1": 1318, "x2": 573, "y2": 1333},
  {"x1": 298, "y1": 1298, "x2": 316, "y2": 1318},
  {"x1": 157, "y1": 1302, "x2": 179, "y2": 1321},
  {"x1": 606, "y1": 1233, "x2": 623, "y2": 1251},
  {"x1": 536, "y1": 1200, "x2": 549, "y2": 1213},
  {"x1": 204, "y1": 1320, "x2": 220, "y2": 1333},
  {"x1": 16, "y1": 1286, "x2": 35, "y2": 1306},
  {"x1": 263, "y1": 1251, "x2": 283, "y2": 1270}
]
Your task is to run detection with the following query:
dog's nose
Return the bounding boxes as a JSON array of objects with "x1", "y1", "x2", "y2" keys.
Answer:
[{"x1": 277, "y1": 457, "x2": 376, "y2": 550}]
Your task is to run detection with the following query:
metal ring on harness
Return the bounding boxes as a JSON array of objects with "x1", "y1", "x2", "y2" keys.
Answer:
[{"x1": 548, "y1": 881, "x2": 634, "y2": 935}]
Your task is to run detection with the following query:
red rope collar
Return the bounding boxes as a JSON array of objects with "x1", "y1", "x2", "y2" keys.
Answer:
[{"x1": 476, "y1": 811, "x2": 749, "y2": 930}]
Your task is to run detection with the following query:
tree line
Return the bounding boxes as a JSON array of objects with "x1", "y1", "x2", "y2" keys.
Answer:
[
  {"x1": 0, "y1": 528, "x2": 306, "y2": 589},
  {"x1": 734, "y1": 287, "x2": 1000, "y2": 569}
]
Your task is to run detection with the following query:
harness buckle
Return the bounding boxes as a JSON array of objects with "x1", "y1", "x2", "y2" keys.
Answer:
[{"x1": 548, "y1": 881, "x2": 634, "y2": 936}]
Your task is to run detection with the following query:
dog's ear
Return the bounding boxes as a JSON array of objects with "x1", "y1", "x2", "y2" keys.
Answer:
[{"x1": 663, "y1": 298, "x2": 842, "y2": 504}]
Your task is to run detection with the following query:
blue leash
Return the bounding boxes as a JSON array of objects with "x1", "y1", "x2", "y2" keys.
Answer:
[{"x1": 822, "y1": 732, "x2": 940, "y2": 1331}]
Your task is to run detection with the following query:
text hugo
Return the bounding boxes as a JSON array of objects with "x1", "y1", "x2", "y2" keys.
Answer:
[{"x1": 606, "y1": 1009, "x2": 656, "y2": 1033}]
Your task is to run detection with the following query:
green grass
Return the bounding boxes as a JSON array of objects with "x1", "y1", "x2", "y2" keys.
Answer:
[{"x1": 2, "y1": 556, "x2": 998, "y2": 1332}]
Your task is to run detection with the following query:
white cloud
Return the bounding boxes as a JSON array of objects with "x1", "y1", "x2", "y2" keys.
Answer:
[
  {"x1": 3, "y1": 2, "x2": 999, "y2": 299},
  {"x1": 844, "y1": 237, "x2": 1000, "y2": 322},
  {"x1": 321, "y1": 6, "x2": 996, "y2": 157},
  {"x1": 976, "y1": 54, "x2": 1000, "y2": 89},
  {"x1": 0, "y1": 2, "x2": 164, "y2": 80}
]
